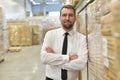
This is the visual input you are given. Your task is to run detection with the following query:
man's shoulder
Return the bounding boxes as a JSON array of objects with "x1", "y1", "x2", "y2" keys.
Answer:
[
  {"x1": 75, "y1": 31, "x2": 86, "y2": 39},
  {"x1": 75, "y1": 31, "x2": 85, "y2": 36}
]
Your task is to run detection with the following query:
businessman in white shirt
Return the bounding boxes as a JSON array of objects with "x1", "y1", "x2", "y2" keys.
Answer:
[{"x1": 41, "y1": 5, "x2": 88, "y2": 80}]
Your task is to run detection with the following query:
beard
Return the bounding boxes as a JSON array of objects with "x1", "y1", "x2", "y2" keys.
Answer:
[
  {"x1": 62, "y1": 20, "x2": 74, "y2": 30},
  {"x1": 63, "y1": 24, "x2": 73, "y2": 29}
]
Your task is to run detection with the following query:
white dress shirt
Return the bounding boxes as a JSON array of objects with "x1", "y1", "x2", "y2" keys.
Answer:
[{"x1": 41, "y1": 28, "x2": 88, "y2": 80}]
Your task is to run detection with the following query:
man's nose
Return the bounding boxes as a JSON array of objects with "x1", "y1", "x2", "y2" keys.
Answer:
[{"x1": 66, "y1": 15, "x2": 70, "y2": 19}]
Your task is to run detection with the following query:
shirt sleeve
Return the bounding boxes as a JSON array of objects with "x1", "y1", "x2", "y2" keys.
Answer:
[
  {"x1": 41, "y1": 31, "x2": 69, "y2": 66},
  {"x1": 62, "y1": 36, "x2": 88, "y2": 71}
]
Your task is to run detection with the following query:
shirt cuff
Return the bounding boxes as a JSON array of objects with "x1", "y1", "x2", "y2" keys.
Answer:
[{"x1": 62, "y1": 55, "x2": 69, "y2": 63}]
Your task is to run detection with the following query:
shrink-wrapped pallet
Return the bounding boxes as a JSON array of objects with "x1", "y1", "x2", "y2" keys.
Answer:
[
  {"x1": 104, "y1": 36, "x2": 120, "y2": 57},
  {"x1": 8, "y1": 24, "x2": 21, "y2": 46},
  {"x1": 100, "y1": 13, "x2": 113, "y2": 36},
  {"x1": 88, "y1": 25, "x2": 105, "y2": 80},
  {"x1": 102, "y1": 35, "x2": 120, "y2": 80},
  {"x1": 108, "y1": 0, "x2": 120, "y2": 19},
  {"x1": 100, "y1": 13, "x2": 113, "y2": 24},
  {"x1": 0, "y1": 6, "x2": 8, "y2": 54},
  {"x1": 8, "y1": 20, "x2": 32, "y2": 46},
  {"x1": 0, "y1": 30, "x2": 4, "y2": 54},
  {"x1": 20, "y1": 24, "x2": 32, "y2": 46},
  {"x1": 87, "y1": 1, "x2": 108, "y2": 80},
  {"x1": 76, "y1": 15, "x2": 82, "y2": 33},
  {"x1": 107, "y1": 0, "x2": 120, "y2": 34},
  {"x1": 101, "y1": 24, "x2": 112, "y2": 36},
  {"x1": 111, "y1": 21, "x2": 120, "y2": 35},
  {"x1": 32, "y1": 25, "x2": 40, "y2": 45},
  {"x1": 26, "y1": 16, "x2": 61, "y2": 44}
]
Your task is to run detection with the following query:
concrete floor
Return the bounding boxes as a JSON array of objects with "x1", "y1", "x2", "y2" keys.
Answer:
[
  {"x1": 0, "y1": 45, "x2": 87, "y2": 80},
  {"x1": 0, "y1": 45, "x2": 45, "y2": 80}
]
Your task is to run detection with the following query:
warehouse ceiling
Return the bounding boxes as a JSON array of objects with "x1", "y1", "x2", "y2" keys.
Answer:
[
  {"x1": 30, "y1": 0, "x2": 63, "y2": 5},
  {"x1": 25, "y1": 0, "x2": 64, "y2": 16}
]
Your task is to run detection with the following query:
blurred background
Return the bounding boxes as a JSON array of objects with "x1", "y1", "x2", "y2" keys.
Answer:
[{"x1": 0, "y1": 0, "x2": 120, "y2": 80}]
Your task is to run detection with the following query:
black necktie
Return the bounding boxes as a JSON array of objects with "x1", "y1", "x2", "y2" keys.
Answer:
[{"x1": 61, "y1": 32, "x2": 69, "y2": 80}]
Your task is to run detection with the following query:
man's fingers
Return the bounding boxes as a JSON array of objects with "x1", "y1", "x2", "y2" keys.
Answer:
[{"x1": 46, "y1": 47, "x2": 54, "y2": 53}]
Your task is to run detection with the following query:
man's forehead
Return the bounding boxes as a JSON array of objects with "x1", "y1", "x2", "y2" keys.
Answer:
[{"x1": 61, "y1": 8, "x2": 74, "y2": 13}]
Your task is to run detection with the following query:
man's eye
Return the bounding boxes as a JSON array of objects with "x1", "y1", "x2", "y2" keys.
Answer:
[
  {"x1": 62, "y1": 14, "x2": 74, "y2": 17},
  {"x1": 69, "y1": 14, "x2": 74, "y2": 17},
  {"x1": 62, "y1": 14, "x2": 66, "y2": 17}
]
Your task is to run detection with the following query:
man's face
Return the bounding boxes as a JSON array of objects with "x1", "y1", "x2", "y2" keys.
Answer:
[{"x1": 60, "y1": 8, "x2": 76, "y2": 30}]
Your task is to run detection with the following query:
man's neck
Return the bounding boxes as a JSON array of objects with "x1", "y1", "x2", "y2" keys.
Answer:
[{"x1": 63, "y1": 27, "x2": 73, "y2": 32}]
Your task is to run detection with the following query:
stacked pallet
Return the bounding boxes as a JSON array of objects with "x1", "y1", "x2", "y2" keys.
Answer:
[
  {"x1": 7, "y1": 19, "x2": 32, "y2": 46},
  {"x1": 0, "y1": 6, "x2": 7, "y2": 62},
  {"x1": 0, "y1": 6, "x2": 8, "y2": 53},
  {"x1": 87, "y1": 0, "x2": 108, "y2": 80},
  {"x1": 100, "y1": 0, "x2": 120, "y2": 80},
  {"x1": 31, "y1": 25, "x2": 40, "y2": 45}
]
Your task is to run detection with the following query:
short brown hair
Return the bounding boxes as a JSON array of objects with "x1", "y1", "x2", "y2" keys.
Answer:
[{"x1": 60, "y1": 5, "x2": 76, "y2": 16}]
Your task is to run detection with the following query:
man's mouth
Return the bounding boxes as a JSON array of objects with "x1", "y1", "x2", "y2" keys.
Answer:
[{"x1": 64, "y1": 21, "x2": 71, "y2": 24}]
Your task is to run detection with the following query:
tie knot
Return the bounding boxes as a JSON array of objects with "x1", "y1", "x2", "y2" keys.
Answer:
[{"x1": 65, "y1": 32, "x2": 69, "y2": 36}]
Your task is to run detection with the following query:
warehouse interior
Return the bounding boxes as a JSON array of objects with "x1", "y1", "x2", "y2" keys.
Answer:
[{"x1": 0, "y1": 0, "x2": 120, "y2": 80}]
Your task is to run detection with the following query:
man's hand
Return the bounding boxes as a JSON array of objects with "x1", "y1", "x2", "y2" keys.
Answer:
[
  {"x1": 46, "y1": 47, "x2": 54, "y2": 53},
  {"x1": 69, "y1": 54, "x2": 78, "y2": 61}
]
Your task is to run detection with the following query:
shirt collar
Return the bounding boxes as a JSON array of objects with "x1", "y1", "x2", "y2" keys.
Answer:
[{"x1": 60, "y1": 28, "x2": 74, "y2": 36}]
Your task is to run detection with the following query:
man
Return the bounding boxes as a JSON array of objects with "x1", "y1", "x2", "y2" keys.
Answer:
[{"x1": 41, "y1": 5, "x2": 88, "y2": 80}]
